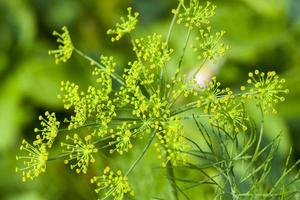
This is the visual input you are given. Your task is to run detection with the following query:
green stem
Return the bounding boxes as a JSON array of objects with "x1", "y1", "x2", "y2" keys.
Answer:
[
  {"x1": 166, "y1": 161, "x2": 179, "y2": 200},
  {"x1": 125, "y1": 131, "x2": 156, "y2": 176},
  {"x1": 47, "y1": 153, "x2": 70, "y2": 161},
  {"x1": 167, "y1": 29, "x2": 191, "y2": 100},
  {"x1": 74, "y1": 48, "x2": 124, "y2": 86},
  {"x1": 166, "y1": 3, "x2": 182, "y2": 44},
  {"x1": 161, "y1": 2, "x2": 182, "y2": 96},
  {"x1": 171, "y1": 101, "x2": 199, "y2": 116}
]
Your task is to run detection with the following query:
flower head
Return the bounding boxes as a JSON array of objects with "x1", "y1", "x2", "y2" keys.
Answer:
[
  {"x1": 16, "y1": 140, "x2": 48, "y2": 182},
  {"x1": 155, "y1": 119, "x2": 190, "y2": 167},
  {"x1": 61, "y1": 134, "x2": 98, "y2": 174},
  {"x1": 91, "y1": 167, "x2": 134, "y2": 200},
  {"x1": 34, "y1": 111, "x2": 60, "y2": 148},
  {"x1": 196, "y1": 76, "x2": 231, "y2": 111},
  {"x1": 241, "y1": 70, "x2": 289, "y2": 114},
  {"x1": 109, "y1": 122, "x2": 137, "y2": 155},
  {"x1": 209, "y1": 95, "x2": 248, "y2": 133},
  {"x1": 174, "y1": 1, "x2": 216, "y2": 29},
  {"x1": 192, "y1": 27, "x2": 228, "y2": 62},
  {"x1": 48, "y1": 26, "x2": 74, "y2": 64},
  {"x1": 133, "y1": 33, "x2": 173, "y2": 69},
  {"x1": 107, "y1": 7, "x2": 139, "y2": 42}
]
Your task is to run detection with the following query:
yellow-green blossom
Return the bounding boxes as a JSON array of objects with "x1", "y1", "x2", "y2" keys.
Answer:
[
  {"x1": 192, "y1": 27, "x2": 228, "y2": 62},
  {"x1": 196, "y1": 76, "x2": 231, "y2": 111},
  {"x1": 34, "y1": 111, "x2": 60, "y2": 148},
  {"x1": 48, "y1": 26, "x2": 74, "y2": 64},
  {"x1": 58, "y1": 80, "x2": 116, "y2": 132},
  {"x1": 133, "y1": 33, "x2": 173, "y2": 69},
  {"x1": 61, "y1": 134, "x2": 98, "y2": 174},
  {"x1": 241, "y1": 70, "x2": 289, "y2": 114},
  {"x1": 16, "y1": 140, "x2": 48, "y2": 182},
  {"x1": 109, "y1": 122, "x2": 137, "y2": 155},
  {"x1": 155, "y1": 119, "x2": 190, "y2": 167},
  {"x1": 107, "y1": 7, "x2": 139, "y2": 42},
  {"x1": 91, "y1": 167, "x2": 134, "y2": 200},
  {"x1": 173, "y1": 1, "x2": 216, "y2": 29},
  {"x1": 208, "y1": 95, "x2": 248, "y2": 133}
]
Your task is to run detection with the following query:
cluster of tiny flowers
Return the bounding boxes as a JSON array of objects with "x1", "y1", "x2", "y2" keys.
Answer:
[
  {"x1": 48, "y1": 26, "x2": 74, "y2": 64},
  {"x1": 61, "y1": 134, "x2": 98, "y2": 174},
  {"x1": 241, "y1": 70, "x2": 289, "y2": 114},
  {"x1": 196, "y1": 77, "x2": 230, "y2": 109},
  {"x1": 16, "y1": 111, "x2": 60, "y2": 181},
  {"x1": 134, "y1": 33, "x2": 173, "y2": 69},
  {"x1": 58, "y1": 74, "x2": 116, "y2": 133},
  {"x1": 91, "y1": 167, "x2": 134, "y2": 200},
  {"x1": 155, "y1": 119, "x2": 190, "y2": 167},
  {"x1": 34, "y1": 111, "x2": 60, "y2": 148},
  {"x1": 92, "y1": 55, "x2": 115, "y2": 94},
  {"x1": 169, "y1": 74, "x2": 199, "y2": 100},
  {"x1": 130, "y1": 34, "x2": 173, "y2": 86},
  {"x1": 196, "y1": 77, "x2": 248, "y2": 133},
  {"x1": 16, "y1": 140, "x2": 48, "y2": 182},
  {"x1": 173, "y1": 1, "x2": 216, "y2": 29},
  {"x1": 192, "y1": 27, "x2": 228, "y2": 62},
  {"x1": 109, "y1": 122, "x2": 137, "y2": 155},
  {"x1": 107, "y1": 7, "x2": 139, "y2": 42},
  {"x1": 208, "y1": 95, "x2": 248, "y2": 133}
]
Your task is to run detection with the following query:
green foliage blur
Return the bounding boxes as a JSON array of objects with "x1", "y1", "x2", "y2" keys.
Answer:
[{"x1": 0, "y1": 0, "x2": 300, "y2": 199}]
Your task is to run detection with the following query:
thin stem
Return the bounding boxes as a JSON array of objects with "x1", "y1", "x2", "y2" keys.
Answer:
[
  {"x1": 47, "y1": 153, "x2": 70, "y2": 161},
  {"x1": 166, "y1": 3, "x2": 182, "y2": 44},
  {"x1": 161, "y1": 2, "x2": 182, "y2": 96},
  {"x1": 74, "y1": 48, "x2": 124, "y2": 86},
  {"x1": 125, "y1": 131, "x2": 156, "y2": 176},
  {"x1": 253, "y1": 104, "x2": 264, "y2": 161},
  {"x1": 166, "y1": 161, "x2": 179, "y2": 200},
  {"x1": 171, "y1": 101, "x2": 199, "y2": 116},
  {"x1": 167, "y1": 29, "x2": 191, "y2": 100}
]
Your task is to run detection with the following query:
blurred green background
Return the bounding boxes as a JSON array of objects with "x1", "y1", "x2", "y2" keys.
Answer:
[{"x1": 0, "y1": 0, "x2": 300, "y2": 199}]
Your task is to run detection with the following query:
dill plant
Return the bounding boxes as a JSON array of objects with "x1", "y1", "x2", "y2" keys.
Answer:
[{"x1": 16, "y1": 0, "x2": 300, "y2": 199}]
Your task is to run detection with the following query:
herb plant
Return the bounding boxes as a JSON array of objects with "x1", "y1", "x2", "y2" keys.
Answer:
[{"x1": 16, "y1": 0, "x2": 300, "y2": 199}]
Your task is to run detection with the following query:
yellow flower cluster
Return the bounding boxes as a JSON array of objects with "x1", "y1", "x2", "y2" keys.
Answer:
[
  {"x1": 241, "y1": 70, "x2": 289, "y2": 114},
  {"x1": 61, "y1": 134, "x2": 98, "y2": 174},
  {"x1": 58, "y1": 74, "x2": 116, "y2": 133},
  {"x1": 197, "y1": 77, "x2": 248, "y2": 133},
  {"x1": 34, "y1": 111, "x2": 60, "y2": 148},
  {"x1": 48, "y1": 26, "x2": 74, "y2": 64},
  {"x1": 109, "y1": 122, "x2": 136, "y2": 155},
  {"x1": 16, "y1": 111, "x2": 60, "y2": 181},
  {"x1": 192, "y1": 27, "x2": 228, "y2": 62},
  {"x1": 173, "y1": 1, "x2": 216, "y2": 30},
  {"x1": 133, "y1": 34, "x2": 173, "y2": 69},
  {"x1": 91, "y1": 167, "x2": 134, "y2": 200},
  {"x1": 16, "y1": 140, "x2": 48, "y2": 182},
  {"x1": 155, "y1": 119, "x2": 190, "y2": 167},
  {"x1": 107, "y1": 7, "x2": 139, "y2": 42}
]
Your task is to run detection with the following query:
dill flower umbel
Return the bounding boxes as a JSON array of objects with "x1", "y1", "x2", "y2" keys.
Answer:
[
  {"x1": 91, "y1": 167, "x2": 134, "y2": 200},
  {"x1": 155, "y1": 119, "x2": 190, "y2": 167},
  {"x1": 61, "y1": 134, "x2": 98, "y2": 174},
  {"x1": 109, "y1": 122, "x2": 137, "y2": 155},
  {"x1": 241, "y1": 70, "x2": 289, "y2": 114},
  {"x1": 192, "y1": 27, "x2": 228, "y2": 62},
  {"x1": 16, "y1": 140, "x2": 48, "y2": 182},
  {"x1": 48, "y1": 26, "x2": 74, "y2": 64},
  {"x1": 107, "y1": 7, "x2": 139, "y2": 42},
  {"x1": 34, "y1": 111, "x2": 60, "y2": 148},
  {"x1": 173, "y1": 0, "x2": 216, "y2": 30}
]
